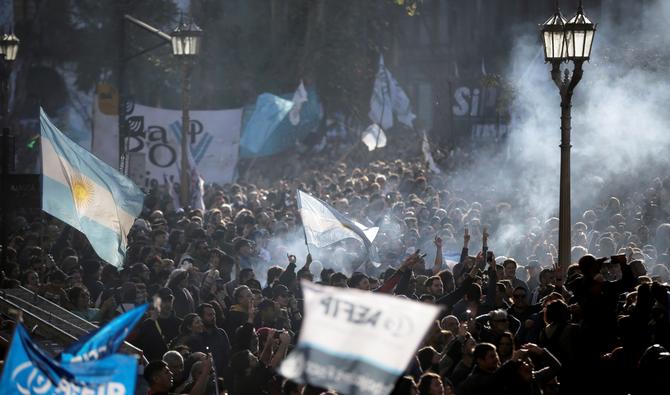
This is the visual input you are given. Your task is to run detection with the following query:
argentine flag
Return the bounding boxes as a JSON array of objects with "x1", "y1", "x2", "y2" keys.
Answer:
[{"x1": 40, "y1": 108, "x2": 144, "y2": 267}]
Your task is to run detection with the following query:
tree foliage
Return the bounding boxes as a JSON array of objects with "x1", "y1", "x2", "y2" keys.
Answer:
[{"x1": 15, "y1": 0, "x2": 418, "y2": 120}]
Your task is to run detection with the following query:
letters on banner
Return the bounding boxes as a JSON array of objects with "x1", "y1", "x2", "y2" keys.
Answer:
[
  {"x1": 280, "y1": 281, "x2": 441, "y2": 395},
  {"x1": 93, "y1": 90, "x2": 243, "y2": 188}
]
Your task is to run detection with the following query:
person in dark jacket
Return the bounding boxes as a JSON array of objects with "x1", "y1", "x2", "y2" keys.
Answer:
[
  {"x1": 167, "y1": 269, "x2": 196, "y2": 319},
  {"x1": 197, "y1": 302, "x2": 231, "y2": 378}
]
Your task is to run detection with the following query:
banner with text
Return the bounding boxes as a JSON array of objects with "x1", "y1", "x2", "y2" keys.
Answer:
[
  {"x1": 93, "y1": 91, "x2": 242, "y2": 187},
  {"x1": 279, "y1": 281, "x2": 440, "y2": 395}
]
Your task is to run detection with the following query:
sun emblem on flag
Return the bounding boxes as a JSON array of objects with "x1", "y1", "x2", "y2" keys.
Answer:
[{"x1": 71, "y1": 175, "x2": 94, "y2": 210}]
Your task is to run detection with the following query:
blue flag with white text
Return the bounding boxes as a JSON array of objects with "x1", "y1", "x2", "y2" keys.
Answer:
[
  {"x1": 60, "y1": 304, "x2": 148, "y2": 363},
  {"x1": 0, "y1": 324, "x2": 137, "y2": 395}
]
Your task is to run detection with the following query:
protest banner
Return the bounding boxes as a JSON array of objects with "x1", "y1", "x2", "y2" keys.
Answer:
[{"x1": 280, "y1": 281, "x2": 441, "y2": 395}]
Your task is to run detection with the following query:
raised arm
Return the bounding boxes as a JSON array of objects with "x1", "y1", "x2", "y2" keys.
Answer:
[{"x1": 432, "y1": 236, "x2": 443, "y2": 276}]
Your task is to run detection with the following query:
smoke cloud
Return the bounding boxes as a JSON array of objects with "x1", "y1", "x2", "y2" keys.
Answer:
[{"x1": 446, "y1": 0, "x2": 670, "y2": 256}]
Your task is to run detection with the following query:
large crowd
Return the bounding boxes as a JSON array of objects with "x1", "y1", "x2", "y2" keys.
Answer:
[{"x1": 2, "y1": 146, "x2": 670, "y2": 395}]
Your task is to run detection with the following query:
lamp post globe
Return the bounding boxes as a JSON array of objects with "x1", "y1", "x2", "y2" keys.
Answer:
[
  {"x1": 564, "y1": 4, "x2": 596, "y2": 61},
  {"x1": 171, "y1": 19, "x2": 202, "y2": 57},
  {"x1": 0, "y1": 32, "x2": 20, "y2": 62},
  {"x1": 540, "y1": 6, "x2": 567, "y2": 62}
]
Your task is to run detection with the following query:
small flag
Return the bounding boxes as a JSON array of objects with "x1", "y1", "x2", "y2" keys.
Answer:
[
  {"x1": 289, "y1": 80, "x2": 308, "y2": 126},
  {"x1": 421, "y1": 130, "x2": 441, "y2": 174},
  {"x1": 361, "y1": 124, "x2": 387, "y2": 151},
  {"x1": 279, "y1": 281, "x2": 441, "y2": 395},
  {"x1": 40, "y1": 108, "x2": 144, "y2": 268},
  {"x1": 369, "y1": 55, "x2": 416, "y2": 130},
  {"x1": 187, "y1": 147, "x2": 205, "y2": 211},
  {"x1": 368, "y1": 56, "x2": 394, "y2": 131}
]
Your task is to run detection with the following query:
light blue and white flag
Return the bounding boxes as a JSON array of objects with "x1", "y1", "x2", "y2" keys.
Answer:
[
  {"x1": 41, "y1": 108, "x2": 144, "y2": 267},
  {"x1": 240, "y1": 93, "x2": 293, "y2": 155},
  {"x1": 61, "y1": 304, "x2": 148, "y2": 363},
  {"x1": 297, "y1": 190, "x2": 379, "y2": 248},
  {"x1": 297, "y1": 190, "x2": 379, "y2": 266},
  {"x1": 289, "y1": 80, "x2": 308, "y2": 126},
  {"x1": 0, "y1": 324, "x2": 137, "y2": 395},
  {"x1": 369, "y1": 55, "x2": 416, "y2": 130},
  {"x1": 280, "y1": 281, "x2": 441, "y2": 395},
  {"x1": 368, "y1": 56, "x2": 393, "y2": 131}
]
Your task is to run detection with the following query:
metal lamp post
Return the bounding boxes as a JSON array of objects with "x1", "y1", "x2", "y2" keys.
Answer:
[
  {"x1": 170, "y1": 19, "x2": 202, "y2": 208},
  {"x1": 1, "y1": 31, "x2": 19, "y2": 268},
  {"x1": 540, "y1": 1, "x2": 596, "y2": 272}
]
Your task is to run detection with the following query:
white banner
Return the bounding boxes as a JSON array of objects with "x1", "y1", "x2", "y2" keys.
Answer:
[
  {"x1": 93, "y1": 93, "x2": 242, "y2": 187},
  {"x1": 280, "y1": 281, "x2": 441, "y2": 395}
]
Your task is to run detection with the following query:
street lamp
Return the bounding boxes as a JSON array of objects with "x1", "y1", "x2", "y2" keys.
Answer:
[
  {"x1": 170, "y1": 18, "x2": 202, "y2": 207},
  {"x1": 1, "y1": 30, "x2": 19, "y2": 268},
  {"x1": 540, "y1": 1, "x2": 596, "y2": 272},
  {"x1": 122, "y1": 14, "x2": 202, "y2": 208},
  {"x1": 0, "y1": 32, "x2": 20, "y2": 62}
]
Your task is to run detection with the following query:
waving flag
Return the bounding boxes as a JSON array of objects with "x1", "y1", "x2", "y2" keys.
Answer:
[
  {"x1": 421, "y1": 130, "x2": 441, "y2": 174},
  {"x1": 280, "y1": 281, "x2": 441, "y2": 395},
  {"x1": 40, "y1": 108, "x2": 144, "y2": 267},
  {"x1": 369, "y1": 55, "x2": 416, "y2": 130},
  {"x1": 368, "y1": 56, "x2": 393, "y2": 131},
  {"x1": 61, "y1": 304, "x2": 148, "y2": 363},
  {"x1": 289, "y1": 80, "x2": 308, "y2": 126},
  {"x1": 361, "y1": 124, "x2": 387, "y2": 151},
  {"x1": 297, "y1": 190, "x2": 379, "y2": 265},
  {"x1": 0, "y1": 325, "x2": 137, "y2": 395},
  {"x1": 240, "y1": 93, "x2": 293, "y2": 155}
]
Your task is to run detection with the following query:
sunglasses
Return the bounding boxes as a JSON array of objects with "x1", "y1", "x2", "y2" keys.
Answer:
[{"x1": 512, "y1": 293, "x2": 527, "y2": 298}]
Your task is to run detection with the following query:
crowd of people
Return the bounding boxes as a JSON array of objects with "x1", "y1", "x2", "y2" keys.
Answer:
[{"x1": 2, "y1": 147, "x2": 670, "y2": 395}]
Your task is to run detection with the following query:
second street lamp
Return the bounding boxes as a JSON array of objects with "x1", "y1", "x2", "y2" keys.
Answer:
[
  {"x1": 540, "y1": 1, "x2": 596, "y2": 273},
  {"x1": 171, "y1": 19, "x2": 202, "y2": 208},
  {"x1": 1, "y1": 30, "x2": 19, "y2": 268}
]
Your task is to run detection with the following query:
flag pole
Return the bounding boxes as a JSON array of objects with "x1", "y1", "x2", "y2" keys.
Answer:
[
  {"x1": 302, "y1": 226, "x2": 311, "y2": 256},
  {"x1": 374, "y1": 55, "x2": 389, "y2": 150},
  {"x1": 296, "y1": 190, "x2": 311, "y2": 255}
]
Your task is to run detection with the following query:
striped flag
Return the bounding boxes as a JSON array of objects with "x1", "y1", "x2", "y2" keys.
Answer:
[{"x1": 40, "y1": 108, "x2": 144, "y2": 267}]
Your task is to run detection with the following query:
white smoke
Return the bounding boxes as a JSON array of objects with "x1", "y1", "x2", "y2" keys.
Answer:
[{"x1": 447, "y1": 0, "x2": 670, "y2": 257}]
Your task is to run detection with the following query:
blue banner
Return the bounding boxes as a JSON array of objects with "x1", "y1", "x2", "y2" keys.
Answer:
[
  {"x1": 240, "y1": 87, "x2": 322, "y2": 158},
  {"x1": 60, "y1": 304, "x2": 148, "y2": 363},
  {"x1": 0, "y1": 325, "x2": 137, "y2": 395}
]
